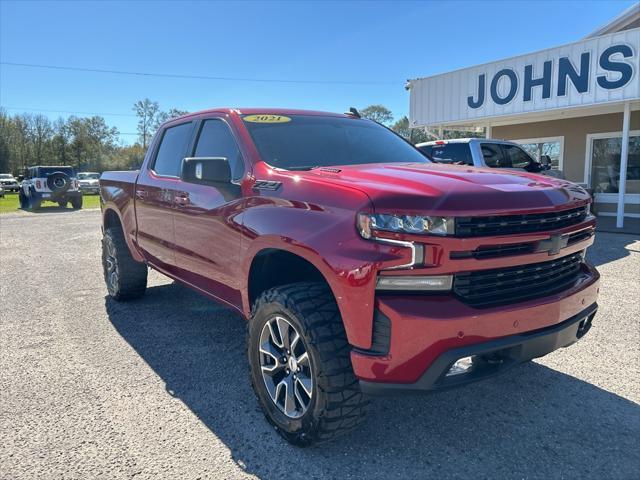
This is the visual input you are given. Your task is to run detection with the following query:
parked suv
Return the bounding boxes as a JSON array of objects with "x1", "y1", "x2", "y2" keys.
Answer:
[
  {"x1": 416, "y1": 138, "x2": 564, "y2": 178},
  {"x1": 19, "y1": 166, "x2": 83, "y2": 210},
  {"x1": 78, "y1": 172, "x2": 101, "y2": 194},
  {"x1": 0, "y1": 173, "x2": 20, "y2": 192},
  {"x1": 100, "y1": 108, "x2": 598, "y2": 445}
]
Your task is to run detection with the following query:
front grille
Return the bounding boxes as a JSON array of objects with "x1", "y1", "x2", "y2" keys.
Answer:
[
  {"x1": 450, "y1": 227, "x2": 595, "y2": 261},
  {"x1": 455, "y1": 206, "x2": 588, "y2": 237},
  {"x1": 567, "y1": 228, "x2": 595, "y2": 245},
  {"x1": 451, "y1": 242, "x2": 534, "y2": 260},
  {"x1": 454, "y1": 252, "x2": 584, "y2": 307}
]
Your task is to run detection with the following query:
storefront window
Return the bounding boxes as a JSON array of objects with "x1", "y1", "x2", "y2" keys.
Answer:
[{"x1": 590, "y1": 136, "x2": 640, "y2": 195}]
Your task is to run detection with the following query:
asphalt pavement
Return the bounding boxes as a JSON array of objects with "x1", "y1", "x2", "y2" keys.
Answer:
[{"x1": 1, "y1": 209, "x2": 638, "y2": 479}]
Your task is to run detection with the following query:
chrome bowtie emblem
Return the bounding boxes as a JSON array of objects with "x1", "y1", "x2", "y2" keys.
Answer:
[{"x1": 536, "y1": 233, "x2": 569, "y2": 255}]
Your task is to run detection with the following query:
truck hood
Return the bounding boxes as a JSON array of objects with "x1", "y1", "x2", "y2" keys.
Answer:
[{"x1": 301, "y1": 162, "x2": 590, "y2": 215}]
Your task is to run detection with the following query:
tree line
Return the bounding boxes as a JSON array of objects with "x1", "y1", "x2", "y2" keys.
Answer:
[
  {"x1": 0, "y1": 98, "x2": 186, "y2": 175},
  {"x1": 0, "y1": 101, "x2": 469, "y2": 175}
]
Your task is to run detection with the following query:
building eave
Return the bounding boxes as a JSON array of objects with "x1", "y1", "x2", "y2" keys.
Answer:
[{"x1": 585, "y1": 3, "x2": 640, "y2": 38}]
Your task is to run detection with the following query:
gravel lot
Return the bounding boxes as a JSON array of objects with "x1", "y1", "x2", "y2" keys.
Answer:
[{"x1": 1, "y1": 209, "x2": 639, "y2": 479}]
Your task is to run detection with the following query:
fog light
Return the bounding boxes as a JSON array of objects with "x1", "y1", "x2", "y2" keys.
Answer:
[
  {"x1": 446, "y1": 356, "x2": 475, "y2": 376},
  {"x1": 376, "y1": 275, "x2": 453, "y2": 291}
]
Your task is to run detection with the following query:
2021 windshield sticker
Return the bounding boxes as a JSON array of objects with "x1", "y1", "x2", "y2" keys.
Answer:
[{"x1": 243, "y1": 114, "x2": 291, "y2": 123}]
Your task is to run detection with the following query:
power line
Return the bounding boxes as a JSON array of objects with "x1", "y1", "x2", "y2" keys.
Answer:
[
  {"x1": 1, "y1": 106, "x2": 137, "y2": 117},
  {"x1": 1, "y1": 61, "x2": 401, "y2": 85}
]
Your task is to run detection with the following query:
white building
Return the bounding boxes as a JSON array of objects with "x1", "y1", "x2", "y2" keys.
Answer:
[{"x1": 408, "y1": 4, "x2": 640, "y2": 228}]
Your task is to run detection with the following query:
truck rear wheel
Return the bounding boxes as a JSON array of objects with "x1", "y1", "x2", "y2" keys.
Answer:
[
  {"x1": 102, "y1": 227, "x2": 147, "y2": 301},
  {"x1": 248, "y1": 282, "x2": 369, "y2": 446}
]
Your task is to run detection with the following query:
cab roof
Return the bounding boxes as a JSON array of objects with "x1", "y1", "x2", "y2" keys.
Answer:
[
  {"x1": 173, "y1": 107, "x2": 356, "y2": 122},
  {"x1": 416, "y1": 138, "x2": 520, "y2": 147}
]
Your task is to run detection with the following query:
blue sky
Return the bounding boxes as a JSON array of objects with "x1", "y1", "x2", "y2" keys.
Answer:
[{"x1": 0, "y1": 0, "x2": 636, "y2": 144}]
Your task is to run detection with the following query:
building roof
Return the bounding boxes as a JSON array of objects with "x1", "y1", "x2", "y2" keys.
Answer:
[{"x1": 586, "y1": 3, "x2": 640, "y2": 38}]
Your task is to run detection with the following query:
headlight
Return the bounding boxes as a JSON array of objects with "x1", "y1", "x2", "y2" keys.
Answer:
[{"x1": 357, "y1": 213, "x2": 455, "y2": 238}]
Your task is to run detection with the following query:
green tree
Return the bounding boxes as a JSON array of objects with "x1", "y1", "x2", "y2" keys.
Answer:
[
  {"x1": 31, "y1": 115, "x2": 53, "y2": 165},
  {"x1": 133, "y1": 98, "x2": 160, "y2": 149},
  {"x1": 51, "y1": 118, "x2": 70, "y2": 166},
  {"x1": 154, "y1": 108, "x2": 189, "y2": 131},
  {"x1": 12, "y1": 114, "x2": 32, "y2": 172},
  {"x1": 391, "y1": 116, "x2": 432, "y2": 144},
  {"x1": 360, "y1": 105, "x2": 393, "y2": 125},
  {"x1": 0, "y1": 109, "x2": 14, "y2": 173}
]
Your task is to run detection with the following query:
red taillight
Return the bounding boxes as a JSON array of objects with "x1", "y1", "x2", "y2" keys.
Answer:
[
  {"x1": 436, "y1": 140, "x2": 446, "y2": 145},
  {"x1": 36, "y1": 180, "x2": 42, "y2": 189}
]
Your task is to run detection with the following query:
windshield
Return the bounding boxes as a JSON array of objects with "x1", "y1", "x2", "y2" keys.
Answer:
[
  {"x1": 0, "y1": 174, "x2": 14, "y2": 179},
  {"x1": 78, "y1": 173, "x2": 100, "y2": 179},
  {"x1": 242, "y1": 114, "x2": 430, "y2": 170}
]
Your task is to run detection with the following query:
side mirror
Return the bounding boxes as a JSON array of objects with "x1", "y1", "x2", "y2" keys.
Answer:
[
  {"x1": 17, "y1": 175, "x2": 24, "y2": 182},
  {"x1": 181, "y1": 157, "x2": 231, "y2": 185},
  {"x1": 540, "y1": 155, "x2": 552, "y2": 169}
]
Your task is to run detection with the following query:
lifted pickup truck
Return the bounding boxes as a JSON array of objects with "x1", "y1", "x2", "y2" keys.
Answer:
[{"x1": 100, "y1": 108, "x2": 599, "y2": 446}]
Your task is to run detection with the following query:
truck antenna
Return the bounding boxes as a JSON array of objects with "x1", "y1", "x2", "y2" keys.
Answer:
[{"x1": 346, "y1": 107, "x2": 361, "y2": 118}]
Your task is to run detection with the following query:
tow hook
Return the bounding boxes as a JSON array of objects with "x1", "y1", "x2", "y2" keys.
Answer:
[{"x1": 577, "y1": 313, "x2": 594, "y2": 338}]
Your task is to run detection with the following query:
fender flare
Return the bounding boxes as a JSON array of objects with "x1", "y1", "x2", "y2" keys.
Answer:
[
  {"x1": 242, "y1": 235, "x2": 347, "y2": 318},
  {"x1": 101, "y1": 203, "x2": 145, "y2": 263}
]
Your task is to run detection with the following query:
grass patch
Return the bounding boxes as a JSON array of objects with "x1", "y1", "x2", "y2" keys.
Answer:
[{"x1": 0, "y1": 192, "x2": 101, "y2": 214}]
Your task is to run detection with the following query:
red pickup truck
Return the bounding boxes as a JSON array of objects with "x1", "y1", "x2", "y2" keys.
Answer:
[{"x1": 100, "y1": 108, "x2": 599, "y2": 446}]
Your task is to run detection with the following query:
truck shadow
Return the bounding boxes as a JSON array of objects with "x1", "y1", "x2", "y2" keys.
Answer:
[
  {"x1": 105, "y1": 282, "x2": 639, "y2": 479},
  {"x1": 587, "y1": 231, "x2": 640, "y2": 267}
]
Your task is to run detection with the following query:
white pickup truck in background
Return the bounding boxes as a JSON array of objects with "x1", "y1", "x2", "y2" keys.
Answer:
[{"x1": 416, "y1": 138, "x2": 564, "y2": 179}]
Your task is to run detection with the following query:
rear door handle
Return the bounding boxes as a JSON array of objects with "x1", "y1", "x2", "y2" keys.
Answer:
[{"x1": 174, "y1": 192, "x2": 190, "y2": 206}]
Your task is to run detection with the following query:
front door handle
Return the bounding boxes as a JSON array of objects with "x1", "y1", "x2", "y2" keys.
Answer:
[{"x1": 174, "y1": 192, "x2": 190, "y2": 207}]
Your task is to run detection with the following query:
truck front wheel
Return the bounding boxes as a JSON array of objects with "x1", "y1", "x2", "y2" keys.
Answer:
[
  {"x1": 71, "y1": 196, "x2": 82, "y2": 209},
  {"x1": 102, "y1": 227, "x2": 147, "y2": 301},
  {"x1": 248, "y1": 282, "x2": 369, "y2": 446}
]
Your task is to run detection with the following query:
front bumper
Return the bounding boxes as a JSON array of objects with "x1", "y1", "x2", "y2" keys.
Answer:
[
  {"x1": 80, "y1": 185, "x2": 100, "y2": 194},
  {"x1": 352, "y1": 263, "x2": 599, "y2": 392},
  {"x1": 360, "y1": 302, "x2": 597, "y2": 395}
]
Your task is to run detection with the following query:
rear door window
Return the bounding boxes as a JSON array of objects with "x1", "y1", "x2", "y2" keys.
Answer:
[
  {"x1": 425, "y1": 144, "x2": 473, "y2": 165},
  {"x1": 481, "y1": 143, "x2": 508, "y2": 168},
  {"x1": 153, "y1": 122, "x2": 193, "y2": 177}
]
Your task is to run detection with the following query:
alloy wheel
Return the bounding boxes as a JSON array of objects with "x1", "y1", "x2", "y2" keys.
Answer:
[
  {"x1": 104, "y1": 239, "x2": 119, "y2": 295},
  {"x1": 259, "y1": 316, "x2": 313, "y2": 418}
]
